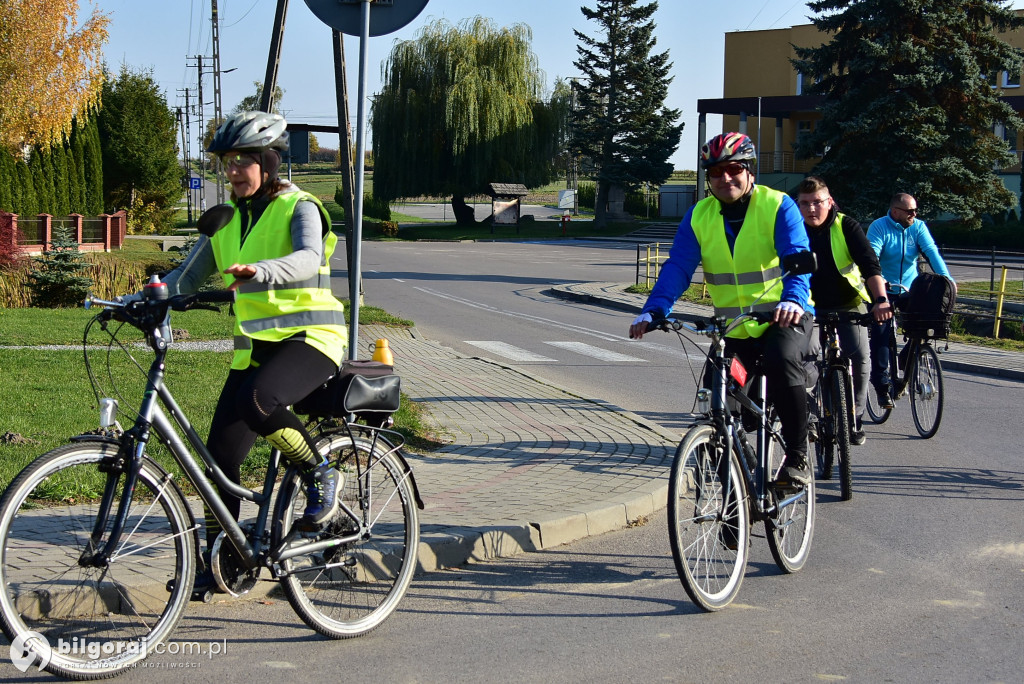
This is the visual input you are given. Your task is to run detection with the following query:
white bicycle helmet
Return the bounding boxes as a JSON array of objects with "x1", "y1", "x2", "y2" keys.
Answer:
[{"x1": 208, "y1": 111, "x2": 289, "y2": 154}]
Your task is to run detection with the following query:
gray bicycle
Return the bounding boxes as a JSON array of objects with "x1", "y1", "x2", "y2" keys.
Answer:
[{"x1": 0, "y1": 288, "x2": 422, "y2": 678}]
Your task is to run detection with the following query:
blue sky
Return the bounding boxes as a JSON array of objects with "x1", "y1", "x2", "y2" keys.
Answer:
[{"x1": 91, "y1": 0, "x2": 1024, "y2": 170}]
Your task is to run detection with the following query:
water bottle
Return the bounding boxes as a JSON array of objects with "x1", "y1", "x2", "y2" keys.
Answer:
[{"x1": 372, "y1": 338, "x2": 394, "y2": 366}]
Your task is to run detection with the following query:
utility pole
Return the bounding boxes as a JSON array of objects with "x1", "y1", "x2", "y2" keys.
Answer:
[
  {"x1": 211, "y1": 0, "x2": 226, "y2": 203},
  {"x1": 176, "y1": 104, "x2": 193, "y2": 224},
  {"x1": 192, "y1": 55, "x2": 208, "y2": 212}
]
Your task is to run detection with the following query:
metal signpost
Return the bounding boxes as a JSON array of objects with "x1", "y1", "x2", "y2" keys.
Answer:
[{"x1": 303, "y1": 0, "x2": 429, "y2": 360}]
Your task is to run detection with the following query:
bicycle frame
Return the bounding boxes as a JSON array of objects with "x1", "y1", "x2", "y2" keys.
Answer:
[
  {"x1": 690, "y1": 316, "x2": 807, "y2": 522},
  {"x1": 816, "y1": 313, "x2": 865, "y2": 432}
]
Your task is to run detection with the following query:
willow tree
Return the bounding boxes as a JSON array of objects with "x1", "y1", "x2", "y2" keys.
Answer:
[
  {"x1": 371, "y1": 17, "x2": 565, "y2": 225},
  {"x1": 0, "y1": 0, "x2": 108, "y2": 152}
]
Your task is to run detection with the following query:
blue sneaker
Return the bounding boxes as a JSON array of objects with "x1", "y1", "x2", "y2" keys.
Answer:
[{"x1": 296, "y1": 464, "x2": 342, "y2": 531}]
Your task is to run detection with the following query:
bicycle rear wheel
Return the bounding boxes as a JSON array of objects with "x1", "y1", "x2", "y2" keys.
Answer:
[
  {"x1": 667, "y1": 425, "x2": 749, "y2": 612},
  {"x1": 830, "y1": 372, "x2": 853, "y2": 501},
  {"x1": 765, "y1": 423, "x2": 816, "y2": 573},
  {"x1": 277, "y1": 433, "x2": 419, "y2": 638},
  {"x1": 910, "y1": 344, "x2": 944, "y2": 439},
  {"x1": 0, "y1": 441, "x2": 196, "y2": 678}
]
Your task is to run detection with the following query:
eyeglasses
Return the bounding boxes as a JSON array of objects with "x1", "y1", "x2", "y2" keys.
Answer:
[
  {"x1": 707, "y1": 162, "x2": 748, "y2": 179},
  {"x1": 220, "y1": 152, "x2": 260, "y2": 170},
  {"x1": 798, "y1": 198, "x2": 830, "y2": 210},
  {"x1": 894, "y1": 206, "x2": 918, "y2": 216}
]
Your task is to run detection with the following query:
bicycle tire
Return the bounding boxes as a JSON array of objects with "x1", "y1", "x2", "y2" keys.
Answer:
[
  {"x1": 831, "y1": 372, "x2": 853, "y2": 501},
  {"x1": 865, "y1": 380, "x2": 892, "y2": 423},
  {"x1": 764, "y1": 421, "x2": 816, "y2": 573},
  {"x1": 812, "y1": 377, "x2": 834, "y2": 480},
  {"x1": 910, "y1": 344, "x2": 944, "y2": 439},
  {"x1": 0, "y1": 441, "x2": 196, "y2": 679},
  {"x1": 667, "y1": 424, "x2": 749, "y2": 612},
  {"x1": 277, "y1": 433, "x2": 419, "y2": 638}
]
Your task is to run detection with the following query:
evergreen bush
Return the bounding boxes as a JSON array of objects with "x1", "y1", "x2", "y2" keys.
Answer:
[{"x1": 27, "y1": 226, "x2": 94, "y2": 307}]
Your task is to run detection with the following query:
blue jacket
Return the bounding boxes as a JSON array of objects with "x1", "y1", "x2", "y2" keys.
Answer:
[
  {"x1": 866, "y1": 213, "x2": 952, "y2": 293},
  {"x1": 642, "y1": 187, "x2": 813, "y2": 319}
]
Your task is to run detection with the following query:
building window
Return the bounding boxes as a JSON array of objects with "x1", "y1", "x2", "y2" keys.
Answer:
[
  {"x1": 1004, "y1": 70, "x2": 1021, "y2": 88},
  {"x1": 796, "y1": 71, "x2": 805, "y2": 95}
]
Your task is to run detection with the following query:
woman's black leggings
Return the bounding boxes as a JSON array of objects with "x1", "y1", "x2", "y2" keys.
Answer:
[{"x1": 204, "y1": 340, "x2": 337, "y2": 541}]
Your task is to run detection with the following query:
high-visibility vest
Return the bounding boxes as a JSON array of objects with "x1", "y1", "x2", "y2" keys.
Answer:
[
  {"x1": 211, "y1": 190, "x2": 347, "y2": 369},
  {"x1": 690, "y1": 185, "x2": 784, "y2": 339},
  {"x1": 828, "y1": 212, "x2": 870, "y2": 303}
]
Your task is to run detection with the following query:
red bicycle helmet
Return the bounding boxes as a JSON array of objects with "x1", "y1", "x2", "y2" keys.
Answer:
[{"x1": 701, "y1": 132, "x2": 757, "y2": 169}]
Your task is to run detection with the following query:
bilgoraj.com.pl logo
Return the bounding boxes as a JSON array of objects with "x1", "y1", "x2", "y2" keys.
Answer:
[{"x1": 9, "y1": 632, "x2": 228, "y2": 671}]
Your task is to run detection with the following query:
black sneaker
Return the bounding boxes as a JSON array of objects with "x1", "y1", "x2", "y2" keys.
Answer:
[
  {"x1": 807, "y1": 420, "x2": 819, "y2": 444},
  {"x1": 295, "y1": 463, "x2": 343, "y2": 532},
  {"x1": 876, "y1": 386, "x2": 894, "y2": 410},
  {"x1": 777, "y1": 453, "x2": 811, "y2": 487},
  {"x1": 850, "y1": 429, "x2": 866, "y2": 446}
]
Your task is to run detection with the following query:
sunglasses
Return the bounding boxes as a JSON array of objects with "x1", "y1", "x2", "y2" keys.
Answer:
[
  {"x1": 707, "y1": 162, "x2": 748, "y2": 179},
  {"x1": 220, "y1": 152, "x2": 260, "y2": 169},
  {"x1": 894, "y1": 206, "x2": 918, "y2": 216}
]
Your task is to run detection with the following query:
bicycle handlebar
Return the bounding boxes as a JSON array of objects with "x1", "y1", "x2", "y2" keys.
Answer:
[
  {"x1": 814, "y1": 310, "x2": 873, "y2": 327},
  {"x1": 85, "y1": 290, "x2": 233, "y2": 335},
  {"x1": 650, "y1": 310, "x2": 774, "y2": 337}
]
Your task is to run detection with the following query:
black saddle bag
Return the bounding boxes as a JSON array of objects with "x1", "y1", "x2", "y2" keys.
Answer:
[{"x1": 294, "y1": 360, "x2": 401, "y2": 423}]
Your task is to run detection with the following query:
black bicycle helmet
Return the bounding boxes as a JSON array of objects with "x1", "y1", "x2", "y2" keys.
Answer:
[{"x1": 208, "y1": 111, "x2": 289, "y2": 154}]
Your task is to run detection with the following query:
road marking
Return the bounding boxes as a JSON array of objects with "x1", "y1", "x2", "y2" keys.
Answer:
[
  {"x1": 544, "y1": 341, "x2": 645, "y2": 362},
  {"x1": 465, "y1": 341, "x2": 557, "y2": 362}
]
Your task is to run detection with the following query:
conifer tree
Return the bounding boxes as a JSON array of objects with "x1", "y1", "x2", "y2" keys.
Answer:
[
  {"x1": 792, "y1": 0, "x2": 1024, "y2": 226},
  {"x1": 0, "y1": 148, "x2": 14, "y2": 212},
  {"x1": 15, "y1": 159, "x2": 36, "y2": 216},
  {"x1": 82, "y1": 116, "x2": 104, "y2": 216},
  {"x1": 51, "y1": 137, "x2": 71, "y2": 217},
  {"x1": 27, "y1": 225, "x2": 93, "y2": 307},
  {"x1": 572, "y1": 0, "x2": 682, "y2": 227},
  {"x1": 69, "y1": 118, "x2": 88, "y2": 212}
]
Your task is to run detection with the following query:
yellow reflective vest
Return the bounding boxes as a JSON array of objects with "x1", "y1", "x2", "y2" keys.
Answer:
[
  {"x1": 210, "y1": 190, "x2": 347, "y2": 369},
  {"x1": 827, "y1": 212, "x2": 870, "y2": 304},
  {"x1": 690, "y1": 185, "x2": 785, "y2": 339}
]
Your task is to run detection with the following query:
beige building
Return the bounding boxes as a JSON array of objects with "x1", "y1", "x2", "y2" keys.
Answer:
[{"x1": 696, "y1": 16, "x2": 1024, "y2": 197}]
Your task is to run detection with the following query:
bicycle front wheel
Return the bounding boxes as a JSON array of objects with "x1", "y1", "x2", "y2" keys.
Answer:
[
  {"x1": 865, "y1": 381, "x2": 892, "y2": 424},
  {"x1": 910, "y1": 344, "x2": 944, "y2": 439},
  {"x1": 277, "y1": 433, "x2": 419, "y2": 639},
  {"x1": 667, "y1": 425, "x2": 749, "y2": 612},
  {"x1": 765, "y1": 423, "x2": 816, "y2": 573},
  {"x1": 0, "y1": 441, "x2": 196, "y2": 679},
  {"x1": 830, "y1": 372, "x2": 853, "y2": 501},
  {"x1": 812, "y1": 379, "x2": 834, "y2": 480}
]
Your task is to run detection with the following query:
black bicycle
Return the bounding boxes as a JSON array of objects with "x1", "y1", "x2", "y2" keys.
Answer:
[
  {"x1": 654, "y1": 276, "x2": 819, "y2": 612},
  {"x1": 864, "y1": 291, "x2": 947, "y2": 439},
  {"x1": 811, "y1": 310, "x2": 871, "y2": 501},
  {"x1": 0, "y1": 289, "x2": 422, "y2": 678}
]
